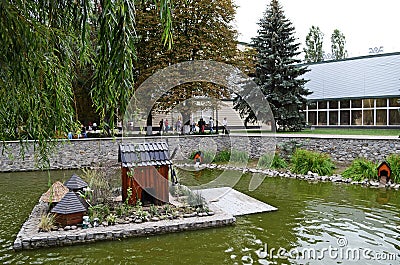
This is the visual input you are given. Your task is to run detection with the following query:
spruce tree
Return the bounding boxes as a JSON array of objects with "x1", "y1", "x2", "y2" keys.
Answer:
[{"x1": 235, "y1": 0, "x2": 310, "y2": 131}]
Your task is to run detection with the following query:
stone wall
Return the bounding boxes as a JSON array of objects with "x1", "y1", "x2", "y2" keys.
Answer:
[{"x1": 1, "y1": 135, "x2": 400, "y2": 172}]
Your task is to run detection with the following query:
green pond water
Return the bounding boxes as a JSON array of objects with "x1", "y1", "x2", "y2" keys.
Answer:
[{"x1": 0, "y1": 169, "x2": 399, "y2": 264}]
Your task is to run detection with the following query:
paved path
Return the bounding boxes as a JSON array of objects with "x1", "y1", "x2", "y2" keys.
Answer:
[{"x1": 197, "y1": 187, "x2": 277, "y2": 216}]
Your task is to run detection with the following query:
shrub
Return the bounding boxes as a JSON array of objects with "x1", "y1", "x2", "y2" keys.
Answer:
[
  {"x1": 81, "y1": 169, "x2": 113, "y2": 204},
  {"x1": 291, "y1": 149, "x2": 335, "y2": 176},
  {"x1": 278, "y1": 140, "x2": 303, "y2": 160},
  {"x1": 258, "y1": 153, "x2": 288, "y2": 169},
  {"x1": 213, "y1": 150, "x2": 231, "y2": 163},
  {"x1": 189, "y1": 150, "x2": 214, "y2": 164},
  {"x1": 187, "y1": 191, "x2": 206, "y2": 208},
  {"x1": 230, "y1": 149, "x2": 249, "y2": 164},
  {"x1": 341, "y1": 158, "x2": 378, "y2": 181},
  {"x1": 271, "y1": 154, "x2": 288, "y2": 169},
  {"x1": 386, "y1": 154, "x2": 400, "y2": 183},
  {"x1": 38, "y1": 213, "x2": 56, "y2": 232}
]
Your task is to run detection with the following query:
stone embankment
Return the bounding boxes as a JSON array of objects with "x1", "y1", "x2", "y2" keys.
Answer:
[
  {"x1": 1, "y1": 134, "x2": 400, "y2": 172},
  {"x1": 180, "y1": 163, "x2": 400, "y2": 190}
]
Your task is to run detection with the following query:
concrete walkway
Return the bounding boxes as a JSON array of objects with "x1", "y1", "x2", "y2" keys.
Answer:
[{"x1": 197, "y1": 187, "x2": 277, "y2": 216}]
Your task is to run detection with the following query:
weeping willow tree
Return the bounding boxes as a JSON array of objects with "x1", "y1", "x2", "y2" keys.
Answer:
[{"x1": 0, "y1": 0, "x2": 172, "y2": 166}]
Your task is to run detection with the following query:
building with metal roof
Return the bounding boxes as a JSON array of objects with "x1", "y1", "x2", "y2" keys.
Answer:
[{"x1": 302, "y1": 52, "x2": 400, "y2": 127}]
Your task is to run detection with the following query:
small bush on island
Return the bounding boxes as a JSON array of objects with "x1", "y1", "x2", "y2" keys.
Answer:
[
  {"x1": 38, "y1": 213, "x2": 56, "y2": 232},
  {"x1": 341, "y1": 158, "x2": 377, "y2": 181},
  {"x1": 291, "y1": 149, "x2": 335, "y2": 176}
]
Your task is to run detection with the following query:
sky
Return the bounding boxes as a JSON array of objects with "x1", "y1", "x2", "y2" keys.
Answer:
[{"x1": 234, "y1": 0, "x2": 400, "y2": 58}]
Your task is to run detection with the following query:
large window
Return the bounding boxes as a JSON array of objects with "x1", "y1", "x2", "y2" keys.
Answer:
[
  {"x1": 376, "y1": 109, "x2": 387, "y2": 125},
  {"x1": 340, "y1": 110, "x2": 350, "y2": 125},
  {"x1": 329, "y1": 111, "x2": 338, "y2": 125},
  {"x1": 351, "y1": 100, "x2": 362, "y2": 108},
  {"x1": 389, "y1": 109, "x2": 400, "y2": 125},
  {"x1": 363, "y1": 110, "x2": 373, "y2": 125},
  {"x1": 308, "y1": 112, "x2": 317, "y2": 125},
  {"x1": 351, "y1": 110, "x2": 362, "y2": 125},
  {"x1": 318, "y1": 112, "x2": 327, "y2": 125},
  {"x1": 304, "y1": 98, "x2": 400, "y2": 127}
]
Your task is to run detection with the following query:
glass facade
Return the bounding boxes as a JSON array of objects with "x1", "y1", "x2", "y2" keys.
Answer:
[{"x1": 305, "y1": 98, "x2": 400, "y2": 126}]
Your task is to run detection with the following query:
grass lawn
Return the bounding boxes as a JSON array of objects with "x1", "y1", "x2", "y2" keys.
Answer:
[
  {"x1": 278, "y1": 128, "x2": 400, "y2": 136},
  {"x1": 235, "y1": 128, "x2": 400, "y2": 136}
]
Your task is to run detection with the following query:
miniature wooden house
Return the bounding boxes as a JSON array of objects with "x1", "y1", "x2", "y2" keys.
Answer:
[
  {"x1": 377, "y1": 161, "x2": 391, "y2": 185},
  {"x1": 51, "y1": 191, "x2": 87, "y2": 226},
  {"x1": 119, "y1": 142, "x2": 172, "y2": 205}
]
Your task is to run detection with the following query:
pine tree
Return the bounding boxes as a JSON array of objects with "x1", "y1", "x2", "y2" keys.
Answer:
[{"x1": 235, "y1": 0, "x2": 310, "y2": 131}]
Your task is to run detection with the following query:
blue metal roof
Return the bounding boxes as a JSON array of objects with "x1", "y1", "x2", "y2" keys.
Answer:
[
  {"x1": 303, "y1": 53, "x2": 400, "y2": 100},
  {"x1": 119, "y1": 142, "x2": 172, "y2": 168}
]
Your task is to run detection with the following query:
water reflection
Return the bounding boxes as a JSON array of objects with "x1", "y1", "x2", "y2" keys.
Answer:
[{"x1": 0, "y1": 169, "x2": 399, "y2": 264}]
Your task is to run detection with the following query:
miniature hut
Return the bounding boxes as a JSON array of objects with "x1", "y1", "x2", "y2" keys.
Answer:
[
  {"x1": 119, "y1": 142, "x2": 172, "y2": 205},
  {"x1": 40, "y1": 181, "x2": 69, "y2": 204},
  {"x1": 377, "y1": 161, "x2": 391, "y2": 185},
  {"x1": 51, "y1": 191, "x2": 87, "y2": 226},
  {"x1": 64, "y1": 174, "x2": 88, "y2": 192}
]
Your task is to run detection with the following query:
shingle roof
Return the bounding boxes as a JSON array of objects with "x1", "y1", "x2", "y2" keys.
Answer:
[
  {"x1": 51, "y1": 191, "x2": 87, "y2": 215},
  {"x1": 40, "y1": 181, "x2": 69, "y2": 203},
  {"x1": 64, "y1": 174, "x2": 88, "y2": 190},
  {"x1": 119, "y1": 142, "x2": 172, "y2": 167}
]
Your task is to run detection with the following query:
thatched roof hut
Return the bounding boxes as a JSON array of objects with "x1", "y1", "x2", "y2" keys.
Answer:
[{"x1": 40, "y1": 181, "x2": 69, "y2": 203}]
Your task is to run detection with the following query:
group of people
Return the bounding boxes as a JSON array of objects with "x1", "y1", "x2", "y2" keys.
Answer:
[
  {"x1": 158, "y1": 117, "x2": 229, "y2": 135},
  {"x1": 67, "y1": 121, "x2": 99, "y2": 139}
]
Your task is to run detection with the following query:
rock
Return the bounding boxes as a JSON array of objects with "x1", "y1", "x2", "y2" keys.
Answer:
[
  {"x1": 71, "y1": 226, "x2": 77, "y2": 230},
  {"x1": 151, "y1": 217, "x2": 160, "y2": 222},
  {"x1": 64, "y1": 226, "x2": 71, "y2": 231}
]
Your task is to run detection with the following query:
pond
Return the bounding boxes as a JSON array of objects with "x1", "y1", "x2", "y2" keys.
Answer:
[{"x1": 0, "y1": 169, "x2": 399, "y2": 264}]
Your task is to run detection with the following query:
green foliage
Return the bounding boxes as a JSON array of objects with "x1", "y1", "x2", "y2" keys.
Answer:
[
  {"x1": 291, "y1": 149, "x2": 335, "y2": 176},
  {"x1": 106, "y1": 213, "x2": 117, "y2": 225},
  {"x1": 81, "y1": 169, "x2": 113, "y2": 205},
  {"x1": 88, "y1": 204, "x2": 110, "y2": 223},
  {"x1": 234, "y1": 0, "x2": 310, "y2": 132},
  {"x1": 213, "y1": 150, "x2": 231, "y2": 163},
  {"x1": 386, "y1": 154, "x2": 400, "y2": 183},
  {"x1": 331, "y1": 29, "x2": 347, "y2": 60},
  {"x1": 1, "y1": 0, "x2": 172, "y2": 164},
  {"x1": 189, "y1": 149, "x2": 249, "y2": 164},
  {"x1": 186, "y1": 191, "x2": 206, "y2": 209},
  {"x1": 278, "y1": 140, "x2": 303, "y2": 160},
  {"x1": 134, "y1": 0, "x2": 239, "y2": 120},
  {"x1": 304, "y1": 25, "x2": 324, "y2": 63},
  {"x1": 149, "y1": 204, "x2": 159, "y2": 217},
  {"x1": 271, "y1": 154, "x2": 288, "y2": 169},
  {"x1": 38, "y1": 213, "x2": 56, "y2": 232},
  {"x1": 341, "y1": 158, "x2": 378, "y2": 181},
  {"x1": 230, "y1": 150, "x2": 249, "y2": 164}
]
